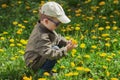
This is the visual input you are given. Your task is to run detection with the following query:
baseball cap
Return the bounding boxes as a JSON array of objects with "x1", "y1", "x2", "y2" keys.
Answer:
[{"x1": 39, "y1": 1, "x2": 71, "y2": 24}]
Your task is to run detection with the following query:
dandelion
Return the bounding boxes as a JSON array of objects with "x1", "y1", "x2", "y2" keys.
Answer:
[
  {"x1": 84, "y1": 54, "x2": 90, "y2": 59},
  {"x1": 43, "y1": 72, "x2": 50, "y2": 76},
  {"x1": 9, "y1": 39, "x2": 14, "y2": 43},
  {"x1": 113, "y1": 39, "x2": 118, "y2": 42},
  {"x1": 91, "y1": 45, "x2": 97, "y2": 49},
  {"x1": 106, "y1": 58, "x2": 111, "y2": 62},
  {"x1": 60, "y1": 65, "x2": 65, "y2": 69},
  {"x1": 106, "y1": 71, "x2": 110, "y2": 77},
  {"x1": 111, "y1": 78, "x2": 118, "y2": 80},
  {"x1": 88, "y1": 78, "x2": 94, "y2": 80},
  {"x1": 112, "y1": 26, "x2": 118, "y2": 30},
  {"x1": 113, "y1": 0, "x2": 119, "y2": 4},
  {"x1": 71, "y1": 39, "x2": 77, "y2": 45},
  {"x1": 76, "y1": 67, "x2": 84, "y2": 71},
  {"x1": 99, "y1": 1, "x2": 105, "y2": 6},
  {"x1": 101, "y1": 33, "x2": 109, "y2": 37},
  {"x1": 3, "y1": 31, "x2": 8, "y2": 35},
  {"x1": 38, "y1": 78, "x2": 46, "y2": 80},
  {"x1": 0, "y1": 49, "x2": 4, "y2": 52},
  {"x1": 65, "y1": 36, "x2": 70, "y2": 40},
  {"x1": 71, "y1": 62, "x2": 75, "y2": 67},
  {"x1": 105, "y1": 43, "x2": 111, "y2": 47},
  {"x1": 17, "y1": 43, "x2": 22, "y2": 47},
  {"x1": 1, "y1": 37, "x2": 5, "y2": 40},
  {"x1": 32, "y1": 10, "x2": 38, "y2": 13},
  {"x1": 103, "y1": 66, "x2": 107, "y2": 69},
  {"x1": 80, "y1": 43, "x2": 86, "y2": 49},
  {"x1": 75, "y1": 27, "x2": 80, "y2": 31},
  {"x1": 12, "y1": 21, "x2": 18, "y2": 25},
  {"x1": 91, "y1": 36, "x2": 97, "y2": 39},
  {"x1": 18, "y1": 50, "x2": 25, "y2": 54},
  {"x1": 10, "y1": 43, "x2": 15, "y2": 47},
  {"x1": 1, "y1": 4, "x2": 7, "y2": 8},
  {"x1": 84, "y1": 68, "x2": 91, "y2": 72},
  {"x1": 20, "y1": 39, "x2": 27, "y2": 45},
  {"x1": 23, "y1": 20, "x2": 28, "y2": 23},
  {"x1": 99, "y1": 53, "x2": 107, "y2": 57},
  {"x1": 98, "y1": 27, "x2": 104, "y2": 31},
  {"x1": 106, "y1": 26, "x2": 110, "y2": 29},
  {"x1": 73, "y1": 72, "x2": 79, "y2": 76},
  {"x1": 65, "y1": 72, "x2": 73, "y2": 77},
  {"x1": 16, "y1": 29, "x2": 22, "y2": 34},
  {"x1": 23, "y1": 76, "x2": 32, "y2": 80}
]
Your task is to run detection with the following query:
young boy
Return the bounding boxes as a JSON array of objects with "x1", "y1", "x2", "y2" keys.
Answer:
[{"x1": 24, "y1": 1, "x2": 76, "y2": 76}]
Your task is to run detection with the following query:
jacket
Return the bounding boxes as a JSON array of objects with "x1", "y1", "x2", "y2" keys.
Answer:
[{"x1": 24, "y1": 21, "x2": 68, "y2": 72}]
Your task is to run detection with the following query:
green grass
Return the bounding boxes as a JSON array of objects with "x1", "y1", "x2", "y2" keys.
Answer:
[{"x1": 0, "y1": 0, "x2": 120, "y2": 80}]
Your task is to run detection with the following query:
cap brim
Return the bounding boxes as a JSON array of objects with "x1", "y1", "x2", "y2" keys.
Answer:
[{"x1": 57, "y1": 15, "x2": 71, "y2": 24}]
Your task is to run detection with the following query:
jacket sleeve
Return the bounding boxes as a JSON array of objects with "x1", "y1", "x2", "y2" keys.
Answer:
[
  {"x1": 35, "y1": 34, "x2": 67, "y2": 60},
  {"x1": 57, "y1": 34, "x2": 68, "y2": 48}
]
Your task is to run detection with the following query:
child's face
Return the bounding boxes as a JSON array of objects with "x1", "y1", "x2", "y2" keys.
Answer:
[{"x1": 47, "y1": 18, "x2": 61, "y2": 31}]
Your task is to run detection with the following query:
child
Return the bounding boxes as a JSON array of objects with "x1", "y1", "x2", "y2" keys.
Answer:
[{"x1": 24, "y1": 1, "x2": 76, "y2": 76}]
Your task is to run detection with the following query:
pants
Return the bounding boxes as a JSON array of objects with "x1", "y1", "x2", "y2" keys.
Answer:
[{"x1": 38, "y1": 46, "x2": 59, "y2": 74}]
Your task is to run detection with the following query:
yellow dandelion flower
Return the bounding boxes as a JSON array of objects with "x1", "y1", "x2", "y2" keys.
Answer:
[
  {"x1": 84, "y1": 68, "x2": 91, "y2": 72},
  {"x1": 106, "y1": 71, "x2": 110, "y2": 77},
  {"x1": 99, "y1": 53, "x2": 107, "y2": 57},
  {"x1": 99, "y1": 1, "x2": 105, "y2": 6},
  {"x1": 16, "y1": 29, "x2": 22, "y2": 34},
  {"x1": 75, "y1": 27, "x2": 80, "y2": 31},
  {"x1": 1, "y1": 4, "x2": 7, "y2": 8},
  {"x1": 23, "y1": 76, "x2": 32, "y2": 80},
  {"x1": 43, "y1": 72, "x2": 50, "y2": 76},
  {"x1": 80, "y1": 43, "x2": 86, "y2": 49},
  {"x1": 73, "y1": 72, "x2": 79, "y2": 76},
  {"x1": 10, "y1": 43, "x2": 15, "y2": 47},
  {"x1": 98, "y1": 27, "x2": 104, "y2": 31},
  {"x1": 1, "y1": 37, "x2": 5, "y2": 40},
  {"x1": 111, "y1": 78, "x2": 118, "y2": 80},
  {"x1": 60, "y1": 65, "x2": 65, "y2": 69},
  {"x1": 71, "y1": 39, "x2": 78, "y2": 45},
  {"x1": 101, "y1": 33, "x2": 109, "y2": 37},
  {"x1": 91, "y1": 45, "x2": 97, "y2": 49},
  {"x1": 113, "y1": 39, "x2": 118, "y2": 42},
  {"x1": 18, "y1": 50, "x2": 25, "y2": 54},
  {"x1": 71, "y1": 62, "x2": 75, "y2": 67},
  {"x1": 105, "y1": 43, "x2": 111, "y2": 47},
  {"x1": 17, "y1": 43, "x2": 22, "y2": 47},
  {"x1": 20, "y1": 39, "x2": 27, "y2": 45},
  {"x1": 76, "y1": 67, "x2": 84, "y2": 71},
  {"x1": 112, "y1": 26, "x2": 118, "y2": 30},
  {"x1": 0, "y1": 49, "x2": 4, "y2": 52},
  {"x1": 84, "y1": 55, "x2": 90, "y2": 59},
  {"x1": 106, "y1": 26, "x2": 110, "y2": 29},
  {"x1": 88, "y1": 78, "x2": 94, "y2": 80},
  {"x1": 91, "y1": 36, "x2": 97, "y2": 39},
  {"x1": 103, "y1": 66, "x2": 107, "y2": 69},
  {"x1": 65, "y1": 36, "x2": 71, "y2": 40},
  {"x1": 38, "y1": 78, "x2": 46, "y2": 80},
  {"x1": 13, "y1": 21, "x2": 18, "y2": 25},
  {"x1": 106, "y1": 58, "x2": 111, "y2": 62},
  {"x1": 10, "y1": 57, "x2": 16, "y2": 60},
  {"x1": 23, "y1": 20, "x2": 28, "y2": 23},
  {"x1": 65, "y1": 72, "x2": 73, "y2": 76},
  {"x1": 113, "y1": 0, "x2": 119, "y2": 4},
  {"x1": 3, "y1": 31, "x2": 8, "y2": 34},
  {"x1": 52, "y1": 69, "x2": 57, "y2": 73},
  {"x1": 32, "y1": 10, "x2": 38, "y2": 13},
  {"x1": 9, "y1": 39, "x2": 14, "y2": 43}
]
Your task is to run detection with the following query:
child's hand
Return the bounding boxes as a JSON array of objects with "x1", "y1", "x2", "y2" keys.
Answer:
[{"x1": 66, "y1": 40, "x2": 77, "y2": 51}]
